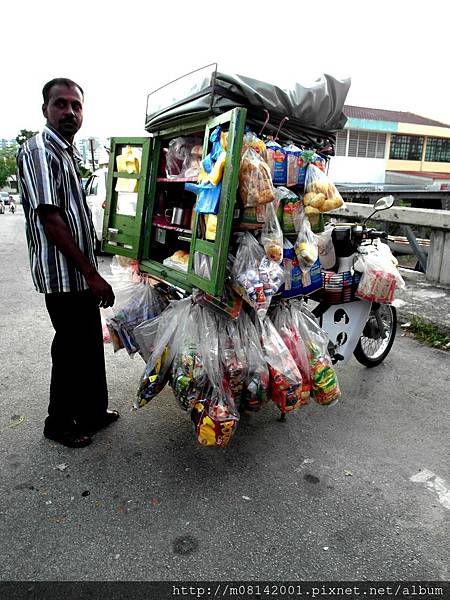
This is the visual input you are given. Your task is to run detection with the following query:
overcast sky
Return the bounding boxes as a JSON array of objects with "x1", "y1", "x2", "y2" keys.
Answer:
[{"x1": 1, "y1": 0, "x2": 449, "y2": 141}]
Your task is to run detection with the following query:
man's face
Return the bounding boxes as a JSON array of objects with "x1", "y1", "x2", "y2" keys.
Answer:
[{"x1": 43, "y1": 84, "x2": 83, "y2": 140}]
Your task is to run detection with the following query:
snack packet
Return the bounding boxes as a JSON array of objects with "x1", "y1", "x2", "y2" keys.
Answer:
[{"x1": 239, "y1": 146, "x2": 275, "y2": 207}]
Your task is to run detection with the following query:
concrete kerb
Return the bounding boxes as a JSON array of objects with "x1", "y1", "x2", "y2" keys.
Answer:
[{"x1": 397, "y1": 268, "x2": 450, "y2": 338}]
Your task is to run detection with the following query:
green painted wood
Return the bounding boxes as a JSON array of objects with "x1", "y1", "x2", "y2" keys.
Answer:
[
  {"x1": 142, "y1": 138, "x2": 162, "y2": 261},
  {"x1": 112, "y1": 172, "x2": 140, "y2": 180},
  {"x1": 187, "y1": 107, "x2": 247, "y2": 296},
  {"x1": 102, "y1": 137, "x2": 152, "y2": 258},
  {"x1": 155, "y1": 119, "x2": 213, "y2": 139},
  {"x1": 139, "y1": 259, "x2": 192, "y2": 291}
]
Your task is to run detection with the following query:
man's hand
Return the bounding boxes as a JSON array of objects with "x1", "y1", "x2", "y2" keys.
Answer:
[
  {"x1": 85, "y1": 272, "x2": 115, "y2": 308},
  {"x1": 37, "y1": 206, "x2": 115, "y2": 307}
]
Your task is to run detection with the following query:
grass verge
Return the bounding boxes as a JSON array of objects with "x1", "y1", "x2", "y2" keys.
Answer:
[{"x1": 407, "y1": 315, "x2": 450, "y2": 350}]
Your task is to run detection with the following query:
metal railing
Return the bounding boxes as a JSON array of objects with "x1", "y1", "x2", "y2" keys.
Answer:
[{"x1": 330, "y1": 203, "x2": 450, "y2": 285}]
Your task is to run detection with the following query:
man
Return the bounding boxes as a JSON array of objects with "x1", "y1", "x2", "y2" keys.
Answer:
[{"x1": 17, "y1": 78, "x2": 119, "y2": 448}]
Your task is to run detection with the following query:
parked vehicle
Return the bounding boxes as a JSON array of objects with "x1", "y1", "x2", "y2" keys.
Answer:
[
  {"x1": 84, "y1": 168, "x2": 108, "y2": 251},
  {"x1": 311, "y1": 195, "x2": 397, "y2": 368},
  {"x1": 0, "y1": 192, "x2": 10, "y2": 206}
]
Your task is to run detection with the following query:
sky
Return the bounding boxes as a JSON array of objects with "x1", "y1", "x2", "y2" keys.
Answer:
[{"x1": 1, "y1": 0, "x2": 450, "y2": 141}]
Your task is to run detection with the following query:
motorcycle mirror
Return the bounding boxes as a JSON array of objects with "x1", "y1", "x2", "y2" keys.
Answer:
[
  {"x1": 364, "y1": 195, "x2": 394, "y2": 225},
  {"x1": 374, "y1": 195, "x2": 395, "y2": 211}
]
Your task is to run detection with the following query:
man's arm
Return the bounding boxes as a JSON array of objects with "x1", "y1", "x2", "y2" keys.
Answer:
[{"x1": 37, "y1": 205, "x2": 115, "y2": 308}]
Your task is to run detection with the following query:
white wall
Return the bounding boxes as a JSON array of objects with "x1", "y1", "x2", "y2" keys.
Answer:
[{"x1": 328, "y1": 157, "x2": 386, "y2": 184}]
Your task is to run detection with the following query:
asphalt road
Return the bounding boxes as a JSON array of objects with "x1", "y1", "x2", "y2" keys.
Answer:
[{"x1": 0, "y1": 208, "x2": 449, "y2": 582}]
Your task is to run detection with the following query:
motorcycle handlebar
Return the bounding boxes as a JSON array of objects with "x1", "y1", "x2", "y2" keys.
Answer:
[{"x1": 365, "y1": 229, "x2": 388, "y2": 241}]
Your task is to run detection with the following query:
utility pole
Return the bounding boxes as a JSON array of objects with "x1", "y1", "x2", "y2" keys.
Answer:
[{"x1": 89, "y1": 138, "x2": 96, "y2": 172}]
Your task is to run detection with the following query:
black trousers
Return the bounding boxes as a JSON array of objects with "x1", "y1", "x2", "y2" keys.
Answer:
[{"x1": 44, "y1": 290, "x2": 108, "y2": 431}]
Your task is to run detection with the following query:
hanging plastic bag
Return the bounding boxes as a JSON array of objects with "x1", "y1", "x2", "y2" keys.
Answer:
[
  {"x1": 236, "y1": 311, "x2": 269, "y2": 413},
  {"x1": 191, "y1": 308, "x2": 240, "y2": 448},
  {"x1": 136, "y1": 298, "x2": 192, "y2": 408},
  {"x1": 271, "y1": 302, "x2": 311, "y2": 405},
  {"x1": 239, "y1": 146, "x2": 275, "y2": 207},
  {"x1": 133, "y1": 312, "x2": 165, "y2": 363},
  {"x1": 185, "y1": 181, "x2": 222, "y2": 215},
  {"x1": 169, "y1": 303, "x2": 209, "y2": 411},
  {"x1": 261, "y1": 201, "x2": 283, "y2": 263},
  {"x1": 165, "y1": 137, "x2": 202, "y2": 178},
  {"x1": 290, "y1": 300, "x2": 340, "y2": 406},
  {"x1": 316, "y1": 225, "x2": 336, "y2": 270},
  {"x1": 294, "y1": 212, "x2": 319, "y2": 273},
  {"x1": 354, "y1": 242, "x2": 405, "y2": 304},
  {"x1": 260, "y1": 317, "x2": 304, "y2": 414},
  {"x1": 217, "y1": 315, "x2": 247, "y2": 407},
  {"x1": 304, "y1": 164, "x2": 344, "y2": 215},
  {"x1": 241, "y1": 130, "x2": 267, "y2": 162},
  {"x1": 106, "y1": 282, "x2": 168, "y2": 356},
  {"x1": 297, "y1": 150, "x2": 326, "y2": 188}
]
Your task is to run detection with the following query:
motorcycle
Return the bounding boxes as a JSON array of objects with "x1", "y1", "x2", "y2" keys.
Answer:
[
  {"x1": 310, "y1": 195, "x2": 397, "y2": 368},
  {"x1": 9, "y1": 203, "x2": 15, "y2": 214}
]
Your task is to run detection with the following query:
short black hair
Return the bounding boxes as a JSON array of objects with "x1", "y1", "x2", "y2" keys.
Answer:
[{"x1": 42, "y1": 78, "x2": 84, "y2": 104}]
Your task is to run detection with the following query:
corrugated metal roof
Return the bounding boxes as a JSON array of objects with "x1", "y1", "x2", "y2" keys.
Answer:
[{"x1": 344, "y1": 105, "x2": 449, "y2": 128}]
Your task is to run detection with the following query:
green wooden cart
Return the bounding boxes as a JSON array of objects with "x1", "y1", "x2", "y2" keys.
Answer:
[{"x1": 102, "y1": 107, "x2": 247, "y2": 297}]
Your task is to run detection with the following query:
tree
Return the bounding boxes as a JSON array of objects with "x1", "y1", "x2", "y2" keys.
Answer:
[
  {"x1": 0, "y1": 146, "x2": 18, "y2": 188},
  {"x1": 16, "y1": 129, "x2": 38, "y2": 146},
  {"x1": 79, "y1": 165, "x2": 93, "y2": 179}
]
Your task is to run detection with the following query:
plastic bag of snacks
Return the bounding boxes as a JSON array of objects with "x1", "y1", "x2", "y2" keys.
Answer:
[
  {"x1": 303, "y1": 165, "x2": 344, "y2": 223},
  {"x1": 275, "y1": 187, "x2": 302, "y2": 235},
  {"x1": 239, "y1": 145, "x2": 275, "y2": 207},
  {"x1": 354, "y1": 242, "x2": 405, "y2": 304},
  {"x1": 236, "y1": 311, "x2": 269, "y2": 413},
  {"x1": 290, "y1": 301, "x2": 340, "y2": 406},
  {"x1": 241, "y1": 131, "x2": 267, "y2": 162},
  {"x1": 136, "y1": 298, "x2": 192, "y2": 408},
  {"x1": 169, "y1": 303, "x2": 210, "y2": 411},
  {"x1": 259, "y1": 317, "x2": 304, "y2": 414},
  {"x1": 215, "y1": 315, "x2": 247, "y2": 407},
  {"x1": 294, "y1": 212, "x2": 319, "y2": 273},
  {"x1": 271, "y1": 302, "x2": 311, "y2": 406},
  {"x1": 232, "y1": 233, "x2": 283, "y2": 319},
  {"x1": 106, "y1": 282, "x2": 168, "y2": 355},
  {"x1": 298, "y1": 150, "x2": 327, "y2": 188},
  {"x1": 261, "y1": 202, "x2": 283, "y2": 263},
  {"x1": 191, "y1": 308, "x2": 240, "y2": 448}
]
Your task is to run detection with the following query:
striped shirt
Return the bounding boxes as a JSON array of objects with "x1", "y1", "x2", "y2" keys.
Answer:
[{"x1": 17, "y1": 125, "x2": 97, "y2": 293}]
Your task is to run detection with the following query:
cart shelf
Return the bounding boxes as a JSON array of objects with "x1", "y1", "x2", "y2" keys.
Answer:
[
  {"x1": 152, "y1": 220, "x2": 192, "y2": 235},
  {"x1": 156, "y1": 177, "x2": 198, "y2": 183}
]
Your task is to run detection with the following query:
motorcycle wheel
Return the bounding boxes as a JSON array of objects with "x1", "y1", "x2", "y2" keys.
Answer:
[{"x1": 353, "y1": 304, "x2": 397, "y2": 367}]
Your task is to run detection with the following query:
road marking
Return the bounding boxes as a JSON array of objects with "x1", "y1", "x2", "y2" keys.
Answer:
[{"x1": 410, "y1": 469, "x2": 450, "y2": 510}]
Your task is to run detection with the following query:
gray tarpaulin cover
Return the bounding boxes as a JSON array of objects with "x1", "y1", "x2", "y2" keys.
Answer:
[{"x1": 145, "y1": 64, "x2": 351, "y2": 147}]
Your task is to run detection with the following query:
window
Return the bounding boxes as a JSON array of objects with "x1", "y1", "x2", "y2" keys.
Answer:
[
  {"x1": 425, "y1": 137, "x2": 450, "y2": 162},
  {"x1": 335, "y1": 130, "x2": 348, "y2": 156},
  {"x1": 389, "y1": 135, "x2": 424, "y2": 160},
  {"x1": 345, "y1": 130, "x2": 386, "y2": 158}
]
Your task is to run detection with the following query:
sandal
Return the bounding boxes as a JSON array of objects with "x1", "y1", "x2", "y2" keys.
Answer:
[{"x1": 44, "y1": 428, "x2": 92, "y2": 448}]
